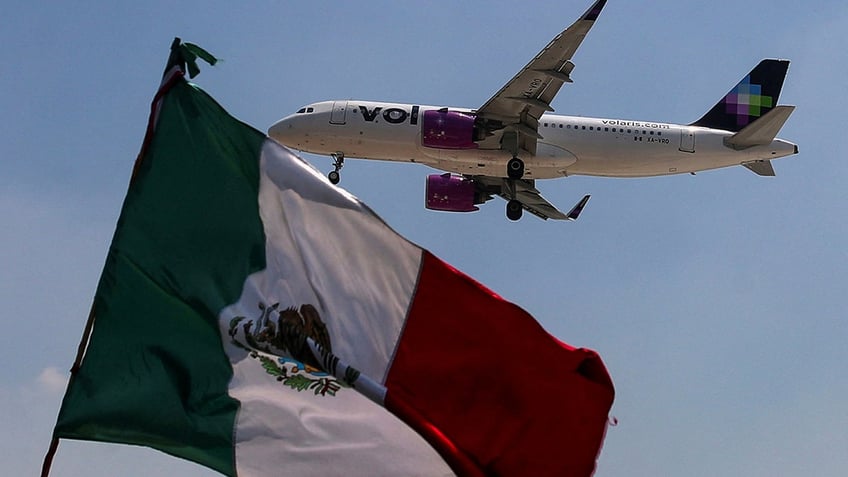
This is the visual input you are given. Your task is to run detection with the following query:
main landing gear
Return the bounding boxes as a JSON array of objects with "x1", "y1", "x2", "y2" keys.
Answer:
[
  {"x1": 506, "y1": 157, "x2": 525, "y2": 219},
  {"x1": 506, "y1": 157, "x2": 524, "y2": 180},
  {"x1": 328, "y1": 152, "x2": 344, "y2": 184},
  {"x1": 506, "y1": 198, "x2": 523, "y2": 221},
  {"x1": 502, "y1": 130, "x2": 524, "y2": 219},
  {"x1": 504, "y1": 179, "x2": 523, "y2": 221},
  {"x1": 502, "y1": 130, "x2": 524, "y2": 179}
]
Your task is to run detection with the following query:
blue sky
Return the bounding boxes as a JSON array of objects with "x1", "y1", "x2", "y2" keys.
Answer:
[{"x1": 3, "y1": 1, "x2": 846, "y2": 475}]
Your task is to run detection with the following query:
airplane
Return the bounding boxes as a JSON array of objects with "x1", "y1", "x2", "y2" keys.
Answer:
[{"x1": 268, "y1": 0, "x2": 798, "y2": 221}]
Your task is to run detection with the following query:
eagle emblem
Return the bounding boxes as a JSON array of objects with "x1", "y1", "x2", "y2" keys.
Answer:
[{"x1": 229, "y1": 302, "x2": 345, "y2": 396}]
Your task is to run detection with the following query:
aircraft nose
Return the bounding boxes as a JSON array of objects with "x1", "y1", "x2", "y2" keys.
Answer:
[
  {"x1": 268, "y1": 117, "x2": 294, "y2": 144},
  {"x1": 268, "y1": 116, "x2": 296, "y2": 145}
]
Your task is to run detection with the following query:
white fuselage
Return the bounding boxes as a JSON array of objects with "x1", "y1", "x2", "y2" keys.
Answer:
[{"x1": 269, "y1": 100, "x2": 797, "y2": 180}]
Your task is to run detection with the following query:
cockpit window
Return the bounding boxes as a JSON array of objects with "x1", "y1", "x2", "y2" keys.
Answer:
[{"x1": 296, "y1": 107, "x2": 315, "y2": 114}]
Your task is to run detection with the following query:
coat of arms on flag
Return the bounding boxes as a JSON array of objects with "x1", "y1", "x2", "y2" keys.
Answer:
[{"x1": 228, "y1": 302, "x2": 352, "y2": 397}]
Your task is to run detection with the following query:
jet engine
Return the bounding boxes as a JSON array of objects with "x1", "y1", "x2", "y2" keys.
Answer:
[
  {"x1": 421, "y1": 109, "x2": 479, "y2": 149},
  {"x1": 425, "y1": 173, "x2": 479, "y2": 212}
]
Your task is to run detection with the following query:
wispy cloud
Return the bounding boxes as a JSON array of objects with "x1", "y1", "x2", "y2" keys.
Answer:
[{"x1": 36, "y1": 367, "x2": 69, "y2": 395}]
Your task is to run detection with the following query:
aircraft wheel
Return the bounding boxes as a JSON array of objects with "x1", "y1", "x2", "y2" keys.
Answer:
[
  {"x1": 506, "y1": 199, "x2": 523, "y2": 221},
  {"x1": 328, "y1": 170, "x2": 340, "y2": 184},
  {"x1": 507, "y1": 158, "x2": 524, "y2": 179}
]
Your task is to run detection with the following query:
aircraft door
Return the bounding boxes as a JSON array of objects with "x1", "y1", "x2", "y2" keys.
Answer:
[
  {"x1": 330, "y1": 101, "x2": 348, "y2": 125},
  {"x1": 679, "y1": 128, "x2": 695, "y2": 153}
]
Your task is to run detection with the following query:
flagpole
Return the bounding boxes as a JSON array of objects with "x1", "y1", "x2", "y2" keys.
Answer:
[
  {"x1": 40, "y1": 301, "x2": 98, "y2": 477},
  {"x1": 40, "y1": 436, "x2": 60, "y2": 477}
]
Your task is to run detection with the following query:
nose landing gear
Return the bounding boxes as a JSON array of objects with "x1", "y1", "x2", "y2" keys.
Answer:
[{"x1": 328, "y1": 152, "x2": 344, "y2": 184}]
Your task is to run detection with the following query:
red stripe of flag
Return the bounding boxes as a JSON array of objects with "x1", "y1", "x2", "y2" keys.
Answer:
[{"x1": 385, "y1": 251, "x2": 614, "y2": 476}]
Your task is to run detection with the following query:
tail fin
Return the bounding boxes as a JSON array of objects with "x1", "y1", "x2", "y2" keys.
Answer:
[{"x1": 691, "y1": 59, "x2": 790, "y2": 132}]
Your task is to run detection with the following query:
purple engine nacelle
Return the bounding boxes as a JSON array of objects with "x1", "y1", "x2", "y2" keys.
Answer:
[
  {"x1": 421, "y1": 109, "x2": 479, "y2": 150},
  {"x1": 425, "y1": 173, "x2": 479, "y2": 213}
]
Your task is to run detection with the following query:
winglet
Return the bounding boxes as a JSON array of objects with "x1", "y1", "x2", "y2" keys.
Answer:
[
  {"x1": 582, "y1": 0, "x2": 607, "y2": 21},
  {"x1": 566, "y1": 195, "x2": 591, "y2": 221}
]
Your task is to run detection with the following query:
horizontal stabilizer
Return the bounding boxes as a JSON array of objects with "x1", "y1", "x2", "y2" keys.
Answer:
[
  {"x1": 725, "y1": 105, "x2": 795, "y2": 149},
  {"x1": 742, "y1": 160, "x2": 776, "y2": 176}
]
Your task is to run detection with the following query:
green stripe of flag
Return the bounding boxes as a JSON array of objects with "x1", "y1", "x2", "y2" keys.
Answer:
[{"x1": 54, "y1": 80, "x2": 267, "y2": 476}]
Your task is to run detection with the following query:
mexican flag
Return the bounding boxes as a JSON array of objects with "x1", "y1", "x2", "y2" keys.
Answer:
[{"x1": 50, "y1": 57, "x2": 614, "y2": 476}]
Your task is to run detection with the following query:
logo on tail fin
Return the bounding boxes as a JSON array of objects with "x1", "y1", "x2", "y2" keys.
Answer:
[{"x1": 724, "y1": 75, "x2": 774, "y2": 127}]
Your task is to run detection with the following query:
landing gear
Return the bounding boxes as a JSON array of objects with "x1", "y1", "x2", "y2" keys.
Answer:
[
  {"x1": 501, "y1": 130, "x2": 524, "y2": 179},
  {"x1": 328, "y1": 152, "x2": 344, "y2": 184},
  {"x1": 504, "y1": 179, "x2": 523, "y2": 221},
  {"x1": 328, "y1": 170, "x2": 340, "y2": 184},
  {"x1": 507, "y1": 157, "x2": 525, "y2": 179},
  {"x1": 506, "y1": 199, "x2": 523, "y2": 221}
]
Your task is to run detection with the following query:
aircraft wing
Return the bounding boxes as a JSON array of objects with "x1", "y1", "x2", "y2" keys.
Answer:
[
  {"x1": 472, "y1": 176, "x2": 589, "y2": 221},
  {"x1": 475, "y1": 0, "x2": 607, "y2": 155}
]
